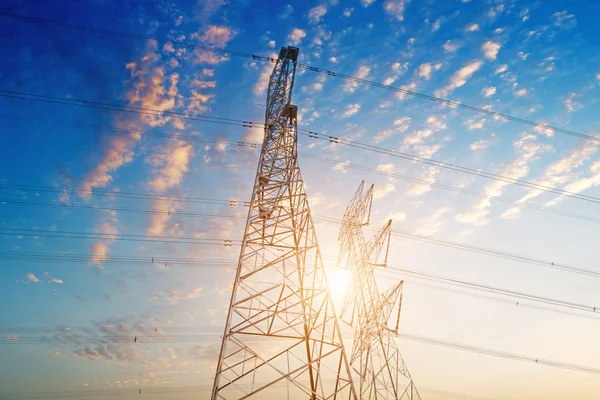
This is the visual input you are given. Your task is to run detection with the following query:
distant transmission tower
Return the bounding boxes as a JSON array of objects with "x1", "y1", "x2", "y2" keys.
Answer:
[
  {"x1": 337, "y1": 181, "x2": 421, "y2": 400},
  {"x1": 212, "y1": 46, "x2": 356, "y2": 399}
]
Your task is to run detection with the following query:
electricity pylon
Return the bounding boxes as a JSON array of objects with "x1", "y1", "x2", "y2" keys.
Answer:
[
  {"x1": 212, "y1": 46, "x2": 356, "y2": 400},
  {"x1": 337, "y1": 181, "x2": 421, "y2": 400}
]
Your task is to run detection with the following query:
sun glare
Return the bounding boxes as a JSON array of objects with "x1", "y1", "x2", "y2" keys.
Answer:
[{"x1": 326, "y1": 267, "x2": 350, "y2": 303}]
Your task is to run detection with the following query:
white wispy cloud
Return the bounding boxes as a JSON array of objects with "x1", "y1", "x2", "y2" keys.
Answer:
[
  {"x1": 434, "y1": 60, "x2": 483, "y2": 97},
  {"x1": 482, "y1": 86, "x2": 496, "y2": 97},
  {"x1": 443, "y1": 40, "x2": 460, "y2": 53},
  {"x1": 482, "y1": 41, "x2": 501, "y2": 60},
  {"x1": 26, "y1": 273, "x2": 39, "y2": 283},
  {"x1": 562, "y1": 92, "x2": 581, "y2": 112},
  {"x1": 495, "y1": 64, "x2": 508, "y2": 74},
  {"x1": 288, "y1": 28, "x2": 307, "y2": 45},
  {"x1": 343, "y1": 65, "x2": 370, "y2": 92},
  {"x1": 516, "y1": 137, "x2": 599, "y2": 204},
  {"x1": 342, "y1": 103, "x2": 361, "y2": 117},
  {"x1": 466, "y1": 23, "x2": 479, "y2": 32},
  {"x1": 308, "y1": 5, "x2": 327, "y2": 23},
  {"x1": 456, "y1": 134, "x2": 551, "y2": 227},
  {"x1": 552, "y1": 10, "x2": 576, "y2": 28},
  {"x1": 470, "y1": 138, "x2": 490, "y2": 151},
  {"x1": 373, "y1": 183, "x2": 395, "y2": 200},
  {"x1": 383, "y1": 0, "x2": 407, "y2": 21}
]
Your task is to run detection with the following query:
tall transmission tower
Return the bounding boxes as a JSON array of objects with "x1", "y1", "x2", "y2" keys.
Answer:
[
  {"x1": 211, "y1": 46, "x2": 356, "y2": 399},
  {"x1": 337, "y1": 181, "x2": 421, "y2": 400}
]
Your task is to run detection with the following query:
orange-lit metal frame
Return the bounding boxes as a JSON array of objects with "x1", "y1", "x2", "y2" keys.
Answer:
[
  {"x1": 211, "y1": 46, "x2": 356, "y2": 400},
  {"x1": 338, "y1": 181, "x2": 421, "y2": 400}
]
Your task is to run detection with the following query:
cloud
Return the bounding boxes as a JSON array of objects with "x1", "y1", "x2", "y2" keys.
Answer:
[
  {"x1": 374, "y1": 129, "x2": 393, "y2": 144},
  {"x1": 89, "y1": 242, "x2": 108, "y2": 265},
  {"x1": 457, "y1": 134, "x2": 551, "y2": 226},
  {"x1": 278, "y1": 4, "x2": 294, "y2": 19},
  {"x1": 562, "y1": 92, "x2": 581, "y2": 112},
  {"x1": 343, "y1": 7, "x2": 353, "y2": 16},
  {"x1": 466, "y1": 23, "x2": 479, "y2": 32},
  {"x1": 470, "y1": 139, "x2": 489, "y2": 151},
  {"x1": 495, "y1": 64, "x2": 507, "y2": 74},
  {"x1": 443, "y1": 40, "x2": 459, "y2": 53},
  {"x1": 482, "y1": 86, "x2": 496, "y2": 97},
  {"x1": 163, "y1": 42, "x2": 175, "y2": 53},
  {"x1": 253, "y1": 58, "x2": 275, "y2": 97},
  {"x1": 342, "y1": 103, "x2": 361, "y2": 117},
  {"x1": 288, "y1": 28, "x2": 307, "y2": 45},
  {"x1": 418, "y1": 63, "x2": 433, "y2": 80},
  {"x1": 268, "y1": 40, "x2": 275, "y2": 48},
  {"x1": 308, "y1": 5, "x2": 327, "y2": 23},
  {"x1": 395, "y1": 81, "x2": 417, "y2": 101},
  {"x1": 333, "y1": 160, "x2": 350, "y2": 173},
  {"x1": 386, "y1": 211, "x2": 407, "y2": 222},
  {"x1": 343, "y1": 65, "x2": 370, "y2": 92},
  {"x1": 403, "y1": 129, "x2": 433, "y2": 145},
  {"x1": 194, "y1": 51, "x2": 230, "y2": 65},
  {"x1": 148, "y1": 139, "x2": 194, "y2": 193},
  {"x1": 394, "y1": 117, "x2": 412, "y2": 132},
  {"x1": 188, "y1": 91, "x2": 214, "y2": 113},
  {"x1": 26, "y1": 273, "x2": 39, "y2": 283},
  {"x1": 514, "y1": 87, "x2": 528, "y2": 97},
  {"x1": 373, "y1": 183, "x2": 395, "y2": 200},
  {"x1": 191, "y1": 79, "x2": 216, "y2": 89},
  {"x1": 45, "y1": 272, "x2": 64, "y2": 284},
  {"x1": 434, "y1": 60, "x2": 483, "y2": 97},
  {"x1": 384, "y1": 0, "x2": 407, "y2": 21},
  {"x1": 516, "y1": 136, "x2": 599, "y2": 204},
  {"x1": 193, "y1": 26, "x2": 235, "y2": 48},
  {"x1": 361, "y1": 0, "x2": 375, "y2": 6},
  {"x1": 79, "y1": 52, "x2": 179, "y2": 195},
  {"x1": 418, "y1": 207, "x2": 449, "y2": 235},
  {"x1": 552, "y1": 10, "x2": 576, "y2": 28},
  {"x1": 329, "y1": 56, "x2": 338, "y2": 63},
  {"x1": 482, "y1": 41, "x2": 501, "y2": 60},
  {"x1": 500, "y1": 207, "x2": 521, "y2": 220},
  {"x1": 406, "y1": 167, "x2": 439, "y2": 196},
  {"x1": 466, "y1": 118, "x2": 486, "y2": 130}
]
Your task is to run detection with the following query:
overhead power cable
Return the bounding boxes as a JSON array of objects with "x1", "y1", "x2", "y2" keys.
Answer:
[
  {"x1": 3, "y1": 330, "x2": 600, "y2": 377},
  {"x1": 3, "y1": 114, "x2": 599, "y2": 225},
  {"x1": 2, "y1": 91, "x2": 598, "y2": 205},
  {"x1": 2, "y1": 187, "x2": 597, "y2": 279},
  {"x1": 398, "y1": 332, "x2": 600, "y2": 375},
  {"x1": 1, "y1": 12, "x2": 598, "y2": 144},
  {"x1": 2, "y1": 248, "x2": 597, "y2": 316},
  {"x1": 0, "y1": 228, "x2": 240, "y2": 246}
]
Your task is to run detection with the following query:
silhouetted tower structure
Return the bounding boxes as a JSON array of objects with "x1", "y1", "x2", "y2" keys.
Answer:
[
  {"x1": 212, "y1": 46, "x2": 356, "y2": 399},
  {"x1": 338, "y1": 181, "x2": 421, "y2": 400}
]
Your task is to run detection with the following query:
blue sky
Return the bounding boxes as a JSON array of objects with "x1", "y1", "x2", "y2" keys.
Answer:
[{"x1": 1, "y1": 0, "x2": 599, "y2": 398}]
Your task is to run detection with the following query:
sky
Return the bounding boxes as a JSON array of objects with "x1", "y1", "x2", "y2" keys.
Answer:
[{"x1": 0, "y1": 0, "x2": 599, "y2": 399}]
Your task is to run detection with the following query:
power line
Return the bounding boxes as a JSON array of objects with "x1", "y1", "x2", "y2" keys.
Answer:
[
  {"x1": 2, "y1": 249, "x2": 598, "y2": 317},
  {"x1": 1, "y1": 12, "x2": 598, "y2": 144},
  {"x1": 300, "y1": 154, "x2": 600, "y2": 225},
  {"x1": 0, "y1": 114, "x2": 260, "y2": 148},
  {"x1": 3, "y1": 190, "x2": 597, "y2": 279},
  {"x1": 0, "y1": 228, "x2": 240, "y2": 246},
  {"x1": 397, "y1": 332, "x2": 600, "y2": 375},
  {"x1": 4, "y1": 113, "x2": 599, "y2": 225},
  {"x1": 299, "y1": 131, "x2": 600, "y2": 205},
  {"x1": 2, "y1": 330, "x2": 600, "y2": 377},
  {"x1": 3, "y1": 90, "x2": 599, "y2": 205}
]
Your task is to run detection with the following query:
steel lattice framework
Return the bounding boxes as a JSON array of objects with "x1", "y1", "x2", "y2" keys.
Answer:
[
  {"x1": 337, "y1": 181, "x2": 421, "y2": 400},
  {"x1": 211, "y1": 46, "x2": 356, "y2": 400}
]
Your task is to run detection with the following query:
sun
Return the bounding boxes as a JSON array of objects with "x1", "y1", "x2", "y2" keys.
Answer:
[{"x1": 326, "y1": 266, "x2": 351, "y2": 303}]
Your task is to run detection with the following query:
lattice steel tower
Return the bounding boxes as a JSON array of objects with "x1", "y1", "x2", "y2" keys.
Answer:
[
  {"x1": 212, "y1": 46, "x2": 356, "y2": 399},
  {"x1": 337, "y1": 181, "x2": 421, "y2": 400}
]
